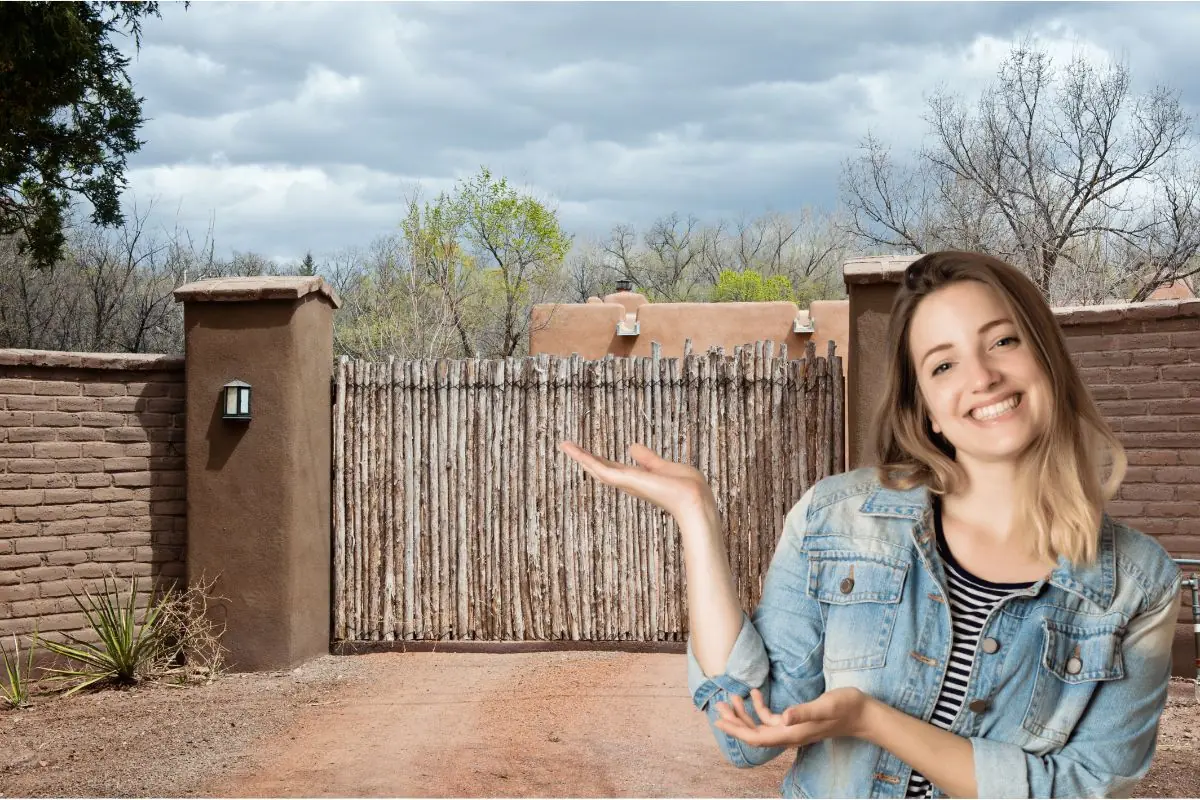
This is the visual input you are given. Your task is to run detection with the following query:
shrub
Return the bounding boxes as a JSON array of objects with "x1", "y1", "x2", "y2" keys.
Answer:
[{"x1": 1, "y1": 630, "x2": 38, "y2": 708}]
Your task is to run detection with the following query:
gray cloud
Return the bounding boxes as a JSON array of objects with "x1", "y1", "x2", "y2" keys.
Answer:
[{"x1": 115, "y1": 1, "x2": 1200, "y2": 262}]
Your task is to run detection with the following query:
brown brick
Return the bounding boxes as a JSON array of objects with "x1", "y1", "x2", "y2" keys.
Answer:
[
  {"x1": 110, "y1": 531, "x2": 151, "y2": 547},
  {"x1": 1161, "y1": 364, "x2": 1200, "y2": 381},
  {"x1": 0, "y1": 553, "x2": 41, "y2": 570},
  {"x1": 45, "y1": 549, "x2": 89, "y2": 566},
  {"x1": 167, "y1": 382, "x2": 185, "y2": 399},
  {"x1": 82, "y1": 383, "x2": 125, "y2": 397},
  {"x1": 91, "y1": 487, "x2": 135, "y2": 502},
  {"x1": 1171, "y1": 331, "x2": 1200, "y2": 349},
  {"x1": 1097, "y1": 400, "x2": 1149, "y2": 416},
  {"x1": 1117, "y1": 332, "x2": 1174, "y2": 349},
  {"x1": 1088, "y1": 385, "x2": 1128, "y2": 401},
  {"x1": 1077, "y1": 367, "x2": 1109, "y2": 385},
  {"x1": 1136, "y1": 349, "x2": 1192, "y2": 366},
  {"x1": 56, "y1": 428, "x2": 103, "y2": 442},
  {"x1": 14, "y1": 535, "x2": 63, "y2": 553},
  {"x1": 29, "y1": 474, "x2": 72, "y2": 489},
  {"x1": 63, "y1": 532, "x2": 109, "y2": 549},
  {"x1": 147, "y1": 486, "x2": 184, "y2": 501},
  {"x1": 0, "y1": 379, "x2": 34, "y2": 394},
  {"x1": 42, "y1": 519, "x2": 88, "y2": 536},
  {"x1": 0, "y1": 508, "x2": 11, "y2": 523},
  {"x1": 145, "y1": 398, "x2": 184, "y2": 413},
  {"x1": 125, "y1": 382, "x2": 170, "y2": 397},
  {"x1": 1123, "y1": 466, "x2": 1154, "y2": 483},
  {"x1": 1109, "y1": 366, "x2": 1160, "y2": 383},
  {"x1": 1181, "y1": 418, "x2": 1200, "y2": 432},
  {"x1": 37, "y1": 579, "x2": 87, "y2": 598},
  {"x1": 43, "y1": 488, "x2": 92, "y2": 505},
  {"x1": 5, "y1": 427, "x2": 57, "y2": 442},
  {"x1": 1145, "y1": 501, "x2": 1200, "y2": 517},
  {"x1": 150, "y1": 471, "x2": 185, "y2": 487},
  {"x1": 58, "y1": 397, "x2": 110, "y2": 416},
  {"x1": 79, "y1": 411, "x2": 126, "y2": 428},
  {"x1": 75, "y1": 474, "x2": 112, "y2": 488},
  {"x1": 10, "y1": 597, "x2": 77, "y2": 616},
  {"x1": 103, "y1": 457, "x2": 149, "y2": 472},
  {"x1": 1156, "y1": 534, "x2": 1200, "y2": 554},
  {"x1": 0, "y1": 475, "x2": 30, "y2": 489},
  {"x1": 4, "y1": 396, "x2": 55, "y2": 411},
  {"x1": 148, "y1": 428, "x2": 184, "y2": 443},
  {"x1": 1106, "y1": 501, "x2": 1145, "y2": 517},
  {"x1": 33, "y1": 441, "x2": 81, "y2": 458},
  {"x1": 1122, "y1": 417, "x2": 1178, "y2": 433},
  {"x1": 91, "y1": 546, "x2": 135, "y2": 562},
  {"x1": 103, "y1": 501, "x2": 148, "y2": 518},
  {"x1": 0, "y1": 584, "x2": 38, "y2": 603},
  {"x1": 1122, "y1": 517, "x2": 1177, "y2": 535},
  {"x1": 0, "y1": 411, "x2": 33, "y2": 426},
  {"x1": 31, "y1": 412, "x2": 79, "y2": 427},
  {"x1": 7, "y1": 458, "x2": 55, "y2": 473},
  {"x1": 136, "y1": 412, "x2": 174, "y2": 429},
  {"x1": 0, "y1": 489, "x2": 43, "y2": 506},
  {"x1": 1120, "y1": 484, "x2": 1176, "y2": 501},
  {"x1": 100, "y1": 396, "x2": 147, "y2": 413},
  {"x1": 56, "y1": 458, "x2": 105, "y2": 473},
  {"x1": 1147, "y1": 398, "x2": 1200, "y2": 415},
  {"x1": 106, "y1": 427, "x2": 148, "y2": 443},
  {"x1": 16, "y1": 565, "x2": 71, "y2": 582},
  {"x1": 113, "y1": 471, "x2": 153, "y2": 488},
  {"x1": 1077, "y1": 351, "x2": 1134, "y2": 368},
  {"x1": 84, "y1": 517, "x2": 127, "y2": 533},
  {"x1": 0, "y1": 443, "x2": 33, "y2": 457},
  {"x1": 155, "y1": 530, "x2": 186, "y2": 547},
  {"x1": 1124, "y1": 432, "x2": 1200, "y2": 449},
  {"x1": 81, "y1": 442, "x2": 125, "y2": 458},
  {"x1": 150, "y1": 500, "x2": 185, "y2": 516},
  {"x1": 1154, "y1": 466, "x2": 1200, "y2": 483},
  {"x1": 1066, "y1": 334, "x2": 1114, "y2": 353},
  {"x1": 33, "y1": 381, "x2": 81, "y2": 397},
  {"x1": 0, "y1": 521, "x2": 39, "y2": 538}
]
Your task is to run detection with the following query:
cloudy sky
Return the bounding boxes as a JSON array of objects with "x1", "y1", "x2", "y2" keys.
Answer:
[{"x1": 118, "y1": 1, "x2": 1200, "y2": 263}]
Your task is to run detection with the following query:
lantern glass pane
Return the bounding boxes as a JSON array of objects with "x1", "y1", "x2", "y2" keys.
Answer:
[
  {"x1": 239, "y1": 387, "x2": 250, "y2": 415},
  {"x1": 225, "y1": 387, "x2": 238, "y2": 415}
]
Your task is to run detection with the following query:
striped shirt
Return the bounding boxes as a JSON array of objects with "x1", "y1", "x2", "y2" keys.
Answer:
[{"x1": 904, "y1": 499, "x2": 1034, "y2": 798}]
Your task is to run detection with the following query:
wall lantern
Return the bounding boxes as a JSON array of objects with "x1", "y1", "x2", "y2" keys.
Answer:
[{"x1": 222, "y1": 380, "x2": 252, "y2": 421}]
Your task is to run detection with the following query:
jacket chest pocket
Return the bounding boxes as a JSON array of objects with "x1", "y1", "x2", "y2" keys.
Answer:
[
  {"x1": 806, "y1": 552, "x2": 908, "y2": 671},
  {"x1": 1021, "y1": 618, "x2": 1125, "y2": 747}
]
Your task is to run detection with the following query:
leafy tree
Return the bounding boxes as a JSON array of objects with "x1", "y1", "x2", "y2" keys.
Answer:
[
  {"x1": 298, "y1": 251, "x2": 317, "y2": 276},
  {"x1": 709, "y1": 269, "x2": 823, "y2": 305},
  {"x1": 0, "y1": 1, "x2": 164, "y2": 269}
]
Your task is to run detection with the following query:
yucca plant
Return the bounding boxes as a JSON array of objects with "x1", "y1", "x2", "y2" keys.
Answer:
[
  {"x1": 39, "y1": 576, "x2": 176, "y2": 695},
  {"x1": 1, "y1": 629, "x2": 38, "y2": 708}
]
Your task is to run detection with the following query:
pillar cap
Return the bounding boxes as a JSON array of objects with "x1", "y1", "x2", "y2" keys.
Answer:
[
  {"x1": 173, "y1": 276, "x2": 341, "y2": 309},
  {"x1": 843, "y1": 255, "x2": 919, "y2": 285}
]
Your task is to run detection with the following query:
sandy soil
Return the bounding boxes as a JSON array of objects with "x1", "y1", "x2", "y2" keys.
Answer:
[{"x1": 1, "y1": 652, "x2": 1196, "y2": 798}]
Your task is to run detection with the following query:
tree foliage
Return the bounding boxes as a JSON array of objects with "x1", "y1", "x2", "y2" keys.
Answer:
[
  {"x1": 841, "y1": 39, "x2": 1200, "y2": 304},
  {"x1": 0, "y1": 1, "x2": 162, "y2": 269}
]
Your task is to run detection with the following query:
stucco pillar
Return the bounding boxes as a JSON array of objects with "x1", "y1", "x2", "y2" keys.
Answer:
[
  {"x1": 173, "y1": 277, "x2": 340, "y2": 671},
  {"x1": 843, "y1": 257, "x2": 915, "y2": 469}
]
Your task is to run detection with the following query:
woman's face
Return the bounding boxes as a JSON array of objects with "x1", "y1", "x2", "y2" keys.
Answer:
[{"x1": 907, "y1": 280, "x2": 1051, "y2": 466}]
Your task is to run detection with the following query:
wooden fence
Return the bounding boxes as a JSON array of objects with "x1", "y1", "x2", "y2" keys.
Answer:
[{"x1": 332, "y1": 340, "x2": 844, "y2": 643}]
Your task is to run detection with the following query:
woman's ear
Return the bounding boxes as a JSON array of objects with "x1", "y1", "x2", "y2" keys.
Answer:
[{"x1": 930, "y1": 418, "x2": 941, "y2": 435}]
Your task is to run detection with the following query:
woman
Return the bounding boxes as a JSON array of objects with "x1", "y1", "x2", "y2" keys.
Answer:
[{"x1": 560, "y1": 251, "x2": 1180, "y2": 798}]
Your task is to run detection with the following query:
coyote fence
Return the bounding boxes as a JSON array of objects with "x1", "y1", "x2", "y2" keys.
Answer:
[{"x1": 333, "y1": 340, "x2": 844, "y2": 643}]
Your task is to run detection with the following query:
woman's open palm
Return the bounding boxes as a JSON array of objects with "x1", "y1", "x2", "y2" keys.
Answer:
[{"x1": 559, "y1": 441, "x2": 716, "y2": 524}]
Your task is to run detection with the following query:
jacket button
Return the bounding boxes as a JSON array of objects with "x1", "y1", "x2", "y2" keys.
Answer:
[
  {"x1": 968, "y1": 698, "x2": 989, "y2": 714},
  {"x1": 839, "y1": 577, "x2": 855, "y2": 594},
  {"x1": 981, "y1": 637, "x2": 999, "y2": 654},
  {"x1": 1065, "y1": 657, "x2": 1083, "y2": 675}
]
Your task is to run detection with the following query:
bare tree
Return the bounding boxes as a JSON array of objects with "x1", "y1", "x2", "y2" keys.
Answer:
[{"x1": 841, "y1": 39, "x2": 1200, "y2": 303}]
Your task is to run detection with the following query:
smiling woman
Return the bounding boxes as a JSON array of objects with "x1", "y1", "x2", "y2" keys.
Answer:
[{"x1": 560, "y1": 250, "x2": 1181, "y2": 799}]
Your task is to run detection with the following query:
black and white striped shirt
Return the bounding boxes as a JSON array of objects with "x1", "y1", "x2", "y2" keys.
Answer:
[{"x1": 904, "y1": 499, "x2": 1034, "y2": 798}]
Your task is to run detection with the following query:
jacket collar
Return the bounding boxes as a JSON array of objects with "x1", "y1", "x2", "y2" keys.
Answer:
[{"x1": 858, "y1": 481, "x2": 1117, "y2": 610}]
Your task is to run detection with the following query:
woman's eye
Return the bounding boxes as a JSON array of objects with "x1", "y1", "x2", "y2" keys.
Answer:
[
  {"x1": 932, "y1": 363, "x2": 949, "y2": 376},
  {"x1": 995, "y1": 335, "x2": 1018, "y2": 348}
]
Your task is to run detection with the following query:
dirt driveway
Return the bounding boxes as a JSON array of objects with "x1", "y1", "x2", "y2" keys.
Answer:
[{"x1": 2, "y1": 651, "x2": 1198, "y2": 797}]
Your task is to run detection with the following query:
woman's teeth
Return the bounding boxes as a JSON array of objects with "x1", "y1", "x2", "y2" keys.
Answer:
[{"x1": 970, "y1": 394, "x2": 1021, "y2": 421}]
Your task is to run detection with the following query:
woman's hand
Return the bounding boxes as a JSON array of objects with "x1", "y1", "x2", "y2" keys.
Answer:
[
  {"x1": 559, "y1": 441, "x2": 717, "y2": 525},
  {"x1": 713, "y1": 687, "x2": 872, "y2": 749}
]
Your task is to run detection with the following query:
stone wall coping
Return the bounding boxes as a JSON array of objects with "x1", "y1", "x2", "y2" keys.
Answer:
[
  {"x1": 173, "y1": 276, "x2": 342, "y2": 308},
  {"x1": 843, "y1": 256, "x2": 919, "y2": 285},
  {"x1": 0, "y1": 348, "x2": 185, "y2": 371},
  {"x1": 1053, "y1": 298, "x2": 1200, "y2": 327}
]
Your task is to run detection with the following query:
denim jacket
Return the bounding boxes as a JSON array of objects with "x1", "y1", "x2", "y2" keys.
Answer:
[{"x1": 688, "y1": 466, "x2": 1181, "y2": 798}]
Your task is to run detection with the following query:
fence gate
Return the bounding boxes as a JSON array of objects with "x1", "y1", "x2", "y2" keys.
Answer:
[{"x1": 332, "y1": 340, "x2": 844, "y2": 643}]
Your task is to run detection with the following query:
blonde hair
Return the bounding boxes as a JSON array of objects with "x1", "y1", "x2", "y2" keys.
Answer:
[{"x1": 870, "y1": 251, "x2": 1126, "y2": 565}]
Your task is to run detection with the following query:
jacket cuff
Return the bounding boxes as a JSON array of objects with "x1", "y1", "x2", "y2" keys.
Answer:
[
  {"x1": 971, "y1": 736, "x2": 1030, "y2": 798},
  {"x1": 686, "y1": 611, "x2": 769, "y2": 709}
]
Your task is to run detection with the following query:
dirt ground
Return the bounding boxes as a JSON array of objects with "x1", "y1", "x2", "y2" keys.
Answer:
[{"x1": 0, "y1": 651, "x2": 1197, "y2": 798}]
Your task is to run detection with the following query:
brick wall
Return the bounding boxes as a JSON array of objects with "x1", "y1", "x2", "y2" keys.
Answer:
[
  {"x1": 0, "y1": 349, "x2": 186, "y2": 647},
  {"x1": 1059, "y1": 299, "x2": 1200, "y2": 675}
]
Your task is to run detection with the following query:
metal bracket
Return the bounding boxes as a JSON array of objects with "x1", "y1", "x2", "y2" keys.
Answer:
[{"x1": 616, "y1": 319, "x2": 640, "y2": 336}]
